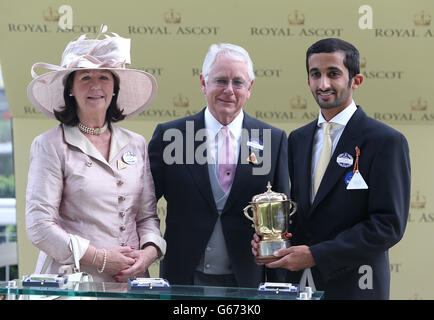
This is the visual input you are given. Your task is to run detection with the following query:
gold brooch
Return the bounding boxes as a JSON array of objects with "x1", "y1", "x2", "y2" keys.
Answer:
[{"x1": 247, "y1": 152, "x2": 258, "y2": 165}]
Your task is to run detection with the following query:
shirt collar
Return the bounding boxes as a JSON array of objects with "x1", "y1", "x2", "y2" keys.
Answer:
[
  {"x1": 204, "y1": 107, "x2": 244, "y2": 139},
  {"x1": 317, "y1": 100, "x2": 357, "y2": 127}
]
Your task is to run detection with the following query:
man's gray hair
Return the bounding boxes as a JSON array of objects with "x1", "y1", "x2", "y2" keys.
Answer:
[{"x1": 201, "y1": 43, "x2": 255, "y2": 83}]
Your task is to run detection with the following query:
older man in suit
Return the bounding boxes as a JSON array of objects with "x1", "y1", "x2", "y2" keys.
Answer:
[
  {"x1": 252, "y1": 38, "x2": 411, "y2": 299},
  {"x1": 148, "y1": 43, "x2": 289, "y2": 287}
]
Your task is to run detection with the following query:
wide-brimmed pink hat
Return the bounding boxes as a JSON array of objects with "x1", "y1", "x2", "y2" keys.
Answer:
[{"x1": 27, "y1": 25, "x2": 157, "y2": 120}]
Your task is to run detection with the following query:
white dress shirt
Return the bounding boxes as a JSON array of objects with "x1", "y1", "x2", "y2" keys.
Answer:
[
  {"x1": 204, "y1": 107, "x2": 243, "y2": 168},
  {"x1": 310, "y1": 100, "x2": 357, "y2": 202}
]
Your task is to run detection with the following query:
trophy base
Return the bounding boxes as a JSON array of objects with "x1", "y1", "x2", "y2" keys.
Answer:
[{"x1": 257, "y1": 240, "x2": 290, "y2": 264}]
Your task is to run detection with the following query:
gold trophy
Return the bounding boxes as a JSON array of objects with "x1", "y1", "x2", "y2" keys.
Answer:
[{"x1": 244, "y1": 182, "x2": 297, "y2": 263}]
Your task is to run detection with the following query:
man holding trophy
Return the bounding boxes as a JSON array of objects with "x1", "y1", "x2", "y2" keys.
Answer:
[
  {"x1": 251, "y1": 38, "x2": 411, "y2": 299},
  {"x1": 149, "y1": 43, "x2": 289, "y2": 287}
]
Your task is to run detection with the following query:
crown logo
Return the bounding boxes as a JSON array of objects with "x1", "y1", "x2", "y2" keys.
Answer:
[
  {"x1": 360, "y1": 57, "x2": 367, "y2": 69},
  {"x1": 43, "y1": 6, "x2": 60, "y2": 22},
  {"x1": 173, "y1": 94, "x2": 189, "y2": 107},
  {"x1": 288, "y1": 10, "x2": 305, "y2": 25},
  {"x1": 414, "y1": 11, "x2": 431, "y2": 26},
  {"x1": 411, "y1": 97, "x2": 428, "y2": 111},
  {"x1": 411, "y1": 191, "x2": 426, "y2": 209},
  {"x1": 164, "y1": 9, "x2": 181, "y2": 24},
  {"x1": 290, "y1": 95, "x2": 307, "y2": 109}
]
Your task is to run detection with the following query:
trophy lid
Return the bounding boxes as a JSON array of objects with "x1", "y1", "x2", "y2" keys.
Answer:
[{"x1": 251, "y1": 182, "x2": 288, "y2": 203}]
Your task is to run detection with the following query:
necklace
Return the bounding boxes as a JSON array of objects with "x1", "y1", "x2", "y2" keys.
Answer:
[{"x1": 78, "y1": 122, "x2": 108, "y2": 135}]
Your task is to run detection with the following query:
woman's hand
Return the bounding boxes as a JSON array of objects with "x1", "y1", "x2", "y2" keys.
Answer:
[
  {"x1": 113, "y1": 245, "x2": 159, "y2": 282},
  {"x1": 81, "y1": 245, "x2": 136, "y2": 275},
  {"x1": 96, "y1": 246, "x2": 136, "y2": 275}
]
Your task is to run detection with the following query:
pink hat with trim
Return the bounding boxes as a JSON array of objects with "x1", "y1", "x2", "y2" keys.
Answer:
[{"x1": 27, "y1": 25, "x2": 157, "y2": 120}]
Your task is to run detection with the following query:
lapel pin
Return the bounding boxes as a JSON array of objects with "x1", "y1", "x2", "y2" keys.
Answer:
[
  {"x1": 247, "y1": 152, "x2": 259, "y2": 165},
  {"x1": 346, "y1": 146, "x2": 368, "y2": 190},
  {"x1": 117, "y1": 159, "x2": 128, "y2": 170},
  {"x1": 337, "y1": 152, "x2": 353, "y2": 168}
]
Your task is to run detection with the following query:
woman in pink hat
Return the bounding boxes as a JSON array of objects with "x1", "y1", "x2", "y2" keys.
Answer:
[{"x1": 25, "y1": 26, "x2": 166, "y2": 282}]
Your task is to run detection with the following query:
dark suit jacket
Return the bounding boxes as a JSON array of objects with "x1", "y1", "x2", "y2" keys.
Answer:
[
  {"x1": 287, "y1": 106, "x2": 411, "y2": 299},
  {"x1": 148, "y1": 108, "x2": 290, "y2": 287}
]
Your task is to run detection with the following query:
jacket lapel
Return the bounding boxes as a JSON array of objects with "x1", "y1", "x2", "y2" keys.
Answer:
[
  {"x1": 108, "y1": 125, "x2": 130, "y2": 162},
  {"x1": 63, "y1": 124, "x2": 110, "y2": 166},
  {"x1": 63, "y1": 124, "x2": 130, "y2": 169},
  {"x1": 297, "y1": 121, "x2": 317, "y2": 209},
  {"x1": 223, "y1": 113, "x2": 262, "y2": 213},
  {"x1": 183, "y1": 109, "x2": 218, "y2": 214}
]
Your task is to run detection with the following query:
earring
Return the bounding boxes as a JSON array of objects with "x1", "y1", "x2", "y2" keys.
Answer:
[
  {"x1": 113, "y1": 93, "x2": 116, "y2": 96},
  {"x1": 69, "y1": 93, "x2": 74, "y2": 97}
]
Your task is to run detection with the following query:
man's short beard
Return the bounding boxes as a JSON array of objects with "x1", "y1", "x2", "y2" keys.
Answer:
[{"x1": 314, "y1": 77, "x2": 353, "y2": 110}]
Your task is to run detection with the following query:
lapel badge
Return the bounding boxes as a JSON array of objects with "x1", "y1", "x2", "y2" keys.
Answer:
[
  {"x1": 247, "y1": 152, "x2": 259, "y2": 165},
  {"x1": 246, "y1": 139, "x2": 263, "y2": 151},
  {"x1": 346, "y1": 146, "x2": 369, "y2": 190},
  {"x1": 122, "y1": 151, "x2": 137, "y2": 165},
  {"x1": 345, "y1": 171, "x2": 354, "y2": 185},
  {"x1": 347, "y1": 171, "x2": 368, "y2": 189},
  {"x1": 117, "y1": 159, "x2": 128, "y2": 170},
  {"x1": 336, "y1": 152, "x2": 353, "y2": 168}
]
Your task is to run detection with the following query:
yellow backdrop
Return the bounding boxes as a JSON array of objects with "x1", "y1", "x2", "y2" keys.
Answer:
[{"x1": 1, "y1": 0, "x2": 433, "y2": 299}]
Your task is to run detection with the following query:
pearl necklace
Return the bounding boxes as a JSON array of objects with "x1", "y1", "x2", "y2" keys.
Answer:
[{"x1": 78, "y1": 122, "x2": 108, "y2": 135}]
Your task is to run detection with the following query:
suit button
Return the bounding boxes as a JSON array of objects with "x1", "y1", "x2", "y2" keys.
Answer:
[
  {"x1": 117, "y1": 180, "x2": 123, "y2": 186},
  {"x1": 120, "y1": 225, "x2": 126, "y2": 231},
  {"x1": 119, "y1": 211, "x2": 126, "y2": 217},
  {"x1": 118, "y1": 195, "x2": 125, "y2": 201}
]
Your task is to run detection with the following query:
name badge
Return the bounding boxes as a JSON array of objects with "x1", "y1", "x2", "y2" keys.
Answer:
[{"x1": 122, "y1": 152, "x2": 137, "y2": 165}]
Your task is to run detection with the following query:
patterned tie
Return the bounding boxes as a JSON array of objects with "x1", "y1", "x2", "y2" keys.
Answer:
[
  {"x1": 218, "y1": 126, "x2": 236, "y2": 193},
  {"x1": 313, "y1": 122, "x2": 335, "y2": 196}
]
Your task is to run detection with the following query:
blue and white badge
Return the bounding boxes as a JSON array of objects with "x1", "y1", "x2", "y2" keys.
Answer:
[
  {"x1": 122, "y1": 151, "x2": 137, "y2": 165},
  {"x1": 247, "y1": 139, "x2": 264, "y2": 151},
  {"x1": 345, "y1": 171, "x2": 354, "y2": 185},
  {"x1": 336, "y1": 152, "x2": 354, "y2": 168}
]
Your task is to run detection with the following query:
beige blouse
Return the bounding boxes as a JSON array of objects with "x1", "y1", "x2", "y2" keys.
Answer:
[{"x1": 26, "y1": 124, "x2": 166, "y2": 282}]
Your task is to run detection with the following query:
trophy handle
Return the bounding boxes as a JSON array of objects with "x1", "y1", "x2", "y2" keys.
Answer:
[
  {"x1": 289, "y1": 200, "x2": 297, "y2": 217},
  {"x1": 243, "y1": 204, "x2": 255, "y2": 224}
]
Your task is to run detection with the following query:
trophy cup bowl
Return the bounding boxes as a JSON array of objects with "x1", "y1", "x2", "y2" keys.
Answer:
[{"x1": 244, "y1": 182, "x2": 297, "y2": 264}]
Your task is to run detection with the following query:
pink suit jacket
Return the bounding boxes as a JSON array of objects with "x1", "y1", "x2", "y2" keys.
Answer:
[{"x1": 26, "y1": 124, "x2": 166, "y2": 282}]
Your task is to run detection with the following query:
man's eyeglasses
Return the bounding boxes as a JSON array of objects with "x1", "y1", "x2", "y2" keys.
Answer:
[{"x1": 210, "y1": 78, "x2": 249, "y2": 89}]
